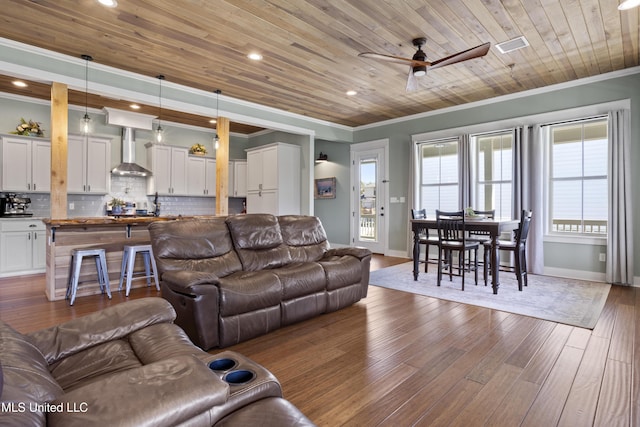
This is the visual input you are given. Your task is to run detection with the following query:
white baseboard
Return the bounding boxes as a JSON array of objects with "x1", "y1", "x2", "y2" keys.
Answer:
[
  {"x1": 543, "y1": 267, "x2": 606, "y2": 283},
  {"x1": 387, "y1": 249, "x2": 410, "y2": 258}
]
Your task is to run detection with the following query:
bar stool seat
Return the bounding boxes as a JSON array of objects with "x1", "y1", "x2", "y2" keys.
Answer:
[
  {"x1": 118, "y1": 244, "x2": 160, "y2": 297},
  {"x1": 66, "y1": 248, "x2": 112, "y2": 306}
]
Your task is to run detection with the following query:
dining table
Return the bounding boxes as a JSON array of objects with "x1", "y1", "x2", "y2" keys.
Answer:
[{"x1": 411, "y1": 217, "x2": 520, "y2": 294}]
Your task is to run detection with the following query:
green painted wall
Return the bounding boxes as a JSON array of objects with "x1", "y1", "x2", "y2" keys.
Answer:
[{"x1": 349, "y1": 73, "x2": 640, "y2": 275}]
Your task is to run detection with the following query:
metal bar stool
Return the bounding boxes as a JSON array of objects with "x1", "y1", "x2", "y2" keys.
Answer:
[
  {"x1": 66, "y1": 248, "x2": 112, "y2": 306},
  {"x1": 118, "y1": 244, "x2": 160, "y2": 297}
]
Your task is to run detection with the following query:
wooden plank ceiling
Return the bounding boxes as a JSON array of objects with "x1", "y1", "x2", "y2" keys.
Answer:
[{"x1": 0, "y1": 0, "x2": 637, "y2": 132}]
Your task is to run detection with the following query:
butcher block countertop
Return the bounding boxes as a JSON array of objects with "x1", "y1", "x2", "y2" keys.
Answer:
[{"x1": 43, "y1": 215, "x2": 215, "y2": 227}]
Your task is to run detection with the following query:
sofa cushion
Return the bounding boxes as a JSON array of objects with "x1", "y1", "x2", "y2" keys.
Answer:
[
  {"x1": 278, "y1": 215, "x2": 329, "y2": 263},
  {"x1": 218, "y1": 270, "x2": 282, "y2": 316},
  {"x1": 0, "y1": 321, "x2": 63, "y2": 426},
  {"x1": 149, "y1": 218, "x2": 243, "y2": 278},
  {"x1": 273, "y1": 262, "x2": 327, "y2": 300},
  {"x1": 319, "y1": 255, "x2": 363, "y2": 290},
  {"x1": 48, "y1": 340, "x2": 142, "y2": 391},
  {"x1": 28, "y1": 298, "x2": 177, "y2": 365},
  {"x1": 226, "y1": 214, "x2": 292, "y2": 270}
]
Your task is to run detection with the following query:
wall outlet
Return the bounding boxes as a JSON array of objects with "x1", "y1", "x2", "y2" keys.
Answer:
[
  {"x1": 599, "y1": 253, "x2": 606, "y2": 262},
  {"x1": 68, "y1": 202, "x2": 74, "y2": 210}
]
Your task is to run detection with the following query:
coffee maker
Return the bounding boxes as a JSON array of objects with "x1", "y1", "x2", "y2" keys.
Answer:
[{"x1": 0, "y1": 194, "x2": 33, "y2": 217}]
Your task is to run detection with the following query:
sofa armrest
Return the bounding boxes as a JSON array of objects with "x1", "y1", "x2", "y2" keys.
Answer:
[
  {"x1": 28, "y1": 298, "x2": 176, "y2": 365},
  {"x1": 162, "y1": 270, "x2": 220, "y2": 296},
  {"x1": 325, "y1": 246, "x2": 372, "y2": 260},
  {"x1": 48, "y1": 355, "x2": 229, "y2": 427}
]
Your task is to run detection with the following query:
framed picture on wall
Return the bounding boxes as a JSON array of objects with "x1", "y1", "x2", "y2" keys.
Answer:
[{"x1": 314, "y1": 177, "x2": 336, "y2": 199}]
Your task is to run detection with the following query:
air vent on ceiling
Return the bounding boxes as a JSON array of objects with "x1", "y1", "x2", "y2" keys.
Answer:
[{"x1": 495, "y1": 36, "x2": 529, "y2": 54}]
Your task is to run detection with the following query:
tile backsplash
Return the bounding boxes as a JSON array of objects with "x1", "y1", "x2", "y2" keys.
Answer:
[{"x1": 4, "y1": 175, "x2": 245, "y2": 218}]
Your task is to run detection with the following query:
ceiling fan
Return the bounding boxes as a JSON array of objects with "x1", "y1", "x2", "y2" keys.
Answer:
[{"x1": 359, "y1": 38, "x2": 491, "y2": 92}]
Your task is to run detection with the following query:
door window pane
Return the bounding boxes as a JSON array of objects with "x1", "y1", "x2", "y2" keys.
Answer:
[{"x1": 359, "y1": 158, "x2": 377, "y2": 240}]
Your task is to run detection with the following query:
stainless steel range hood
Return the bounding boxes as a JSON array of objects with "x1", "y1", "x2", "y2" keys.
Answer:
[
  {"x1": 111, "y1": 127, "x2": 152, "y2": 177},
  {"x1": 103, "y1": 107, "x2": 155, "y2": 177}
]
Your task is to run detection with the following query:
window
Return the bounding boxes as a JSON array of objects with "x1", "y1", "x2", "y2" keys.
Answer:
[
  {"x1": 549, "y1": 118, "x2": 608, "y2": 235},
  {"x1": 418, "y1": 139, "x2": 458, "y2": 215},
  {"x1": 474, "y1": 132, "x2": 513, "y2": 219}
]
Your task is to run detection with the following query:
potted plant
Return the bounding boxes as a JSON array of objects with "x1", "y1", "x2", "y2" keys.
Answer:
[
  {"x1": 189, "y1": 143, "x2": 207, "y2": 156},
  {"x1": 110, "y1": 197, "x2": 125, "y2": 215}
]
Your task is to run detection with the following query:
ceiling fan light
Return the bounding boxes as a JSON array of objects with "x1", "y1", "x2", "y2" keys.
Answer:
[
  {"x1": 618, "y1": 0, "x2": 640, "y2": 9},
  {"x1": 413, "y1": 66, "x2": 426, "y2": 77}
]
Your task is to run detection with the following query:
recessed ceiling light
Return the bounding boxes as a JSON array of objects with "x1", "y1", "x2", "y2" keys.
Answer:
[
  {"x1": 618, "y1": 0, "x2": 640, "y2": 10},
  {"x1": 346, "y1": 90, "x2": 357, "y2": 96},
  {"x1": 98, "y1": 0, "x2": 118, "y2": 7},
  {"x1": 130, "y1": 104, "x2": 141, "y2": 110},
  {"x1": 247, "y1": 53, "x2": 263, "y2": 61},
  {"x1": 12, "y1": 80, "x2": 27, "y2": 88}
]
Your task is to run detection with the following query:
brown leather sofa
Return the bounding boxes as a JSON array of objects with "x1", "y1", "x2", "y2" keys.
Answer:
[
  {"x1": 149, "y1": 214, "x2": 372, "y2": 350},
  {"x1": 0, "y1": 298, "x2": 315, "y2": 427}
]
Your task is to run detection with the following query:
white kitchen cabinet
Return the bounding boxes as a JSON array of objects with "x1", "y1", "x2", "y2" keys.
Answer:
[
  {"x1": 1, "y1": 135, "x2": 51, "y2": 193},
  {"x1": 67, "y1": 134, "x2": 111, "y2": 194},
  {"x1": 187, "y1": 156, "x2": 216, "y2": 196},
  {"x1": 246, "y1": 143, "x2": 300, "y2": 215},
  {"x1": 228, "y1": 160, "x2": 247, "y2": 198},
  {"x1": 146, "y1": 144, "x2": 189, "y2": 195},
  {"x1": 0, "y1": 219, "x2": 46, "y2": 277}
]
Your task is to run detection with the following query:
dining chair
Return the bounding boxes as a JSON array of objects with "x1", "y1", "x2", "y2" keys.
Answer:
[
  {"x1": 436, "y1": 210, "x2": 479, "y2": 291},
  {"x1": 483, "y1": 210, "x2": 533, "y2": 291},
  {"x1": 467, "y1": 209, "x2": 495, "y2": 243},
  {"x1": 411, "y1": 208, "x2": 439, "y2": 272}
]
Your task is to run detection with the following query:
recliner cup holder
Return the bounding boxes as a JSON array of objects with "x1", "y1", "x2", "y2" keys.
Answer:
[
  {"x1": 208, "y1": 358, "x2": 238, "y2": 372},
  {"x1": 223, "y1": 369, "x2": 256, "y2": 385}
]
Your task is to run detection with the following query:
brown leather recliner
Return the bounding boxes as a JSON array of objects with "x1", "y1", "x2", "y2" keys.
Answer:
[
  {"x1": 0, "y1": 297, "x2": 315, "y2": 427},
  {"x1": 149, "y1": 214, "x2": 371, "y2": 350}
]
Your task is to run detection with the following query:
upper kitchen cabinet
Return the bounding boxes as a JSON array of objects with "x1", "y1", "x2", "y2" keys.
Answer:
[
  {"x1": 145, "y1": 143, "x2": 189, "y2": 195},
  {"x1": 67, "y1": 134, "x2": 111, "y2": 194},
  {"x1": 0, "y1": 135, "x2": 50, "y2": 193},
  {"x1": 246, "y1": 143, "x2": 300, "y2": 215},
  {"x1": 187, "y1": 156, "x2": 216, "y2": 196}
]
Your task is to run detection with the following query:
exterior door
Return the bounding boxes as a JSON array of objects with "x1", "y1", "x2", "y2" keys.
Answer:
[{"x1": 351, "y1": 143, "x2": 388, "y2": 254}]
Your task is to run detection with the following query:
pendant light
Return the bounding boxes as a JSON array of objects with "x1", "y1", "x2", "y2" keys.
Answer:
[
  {"x1": 213, "y1": 89, "x2": 221, "y2": 150},
  {"x1": 80, "y1": 54, "x2": 93, "y2": 135},
  {"x1": 155, "y1": 75, "x2": 165, "y2": 143}
]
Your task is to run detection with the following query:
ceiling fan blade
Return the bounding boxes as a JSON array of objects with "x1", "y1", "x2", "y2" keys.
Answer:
[
  {"x1": 359, "y1": 52, "x2": 431, "y2": 67},
  {"x1": 429, "y1": 42, "x2": 491, "y2": 70},
  {"x1": 406, "y1": 66, "x2": 419, "y2": 92}
]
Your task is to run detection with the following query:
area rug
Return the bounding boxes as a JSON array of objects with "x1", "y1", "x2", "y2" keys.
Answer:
[{"x1": 369, "y1": 262, "x2": 611, "y2": 329}]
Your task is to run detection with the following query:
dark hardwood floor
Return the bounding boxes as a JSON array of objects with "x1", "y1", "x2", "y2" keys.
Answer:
[{"x1": 0, "y1": 255, "x2": 638, "y2": 426}]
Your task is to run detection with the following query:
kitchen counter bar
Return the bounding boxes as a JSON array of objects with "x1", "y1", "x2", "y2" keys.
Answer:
[{"x1": 44, "y1": 215, "x2": 213, "y2": 301}]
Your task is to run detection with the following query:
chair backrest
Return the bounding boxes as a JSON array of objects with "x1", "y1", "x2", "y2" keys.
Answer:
[
  {"x1": 473, "y1": 209, "x2": 495, "y2": 219},
  {"x1": 436, "y1": 210, "x2": 466, "y2": 243},
  {"x1": 515, "y1": 210, "x2": 533, "y2": 246},
  {"x1": 411, "y1": 209, "x2": 426, "y2": 220}
]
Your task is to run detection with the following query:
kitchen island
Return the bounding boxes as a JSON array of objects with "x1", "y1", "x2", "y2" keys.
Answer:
[{"x1": 43, "y1": 216, "x2": 211, "y2": 301}]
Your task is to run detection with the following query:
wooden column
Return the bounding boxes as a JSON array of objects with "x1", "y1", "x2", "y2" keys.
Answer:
[
  {"x1": 215, "y1": 116, "x2": 229, "y2": 216},
  {"x1": 50, "y1": 82, "x2": 68, "y2": 219}
]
